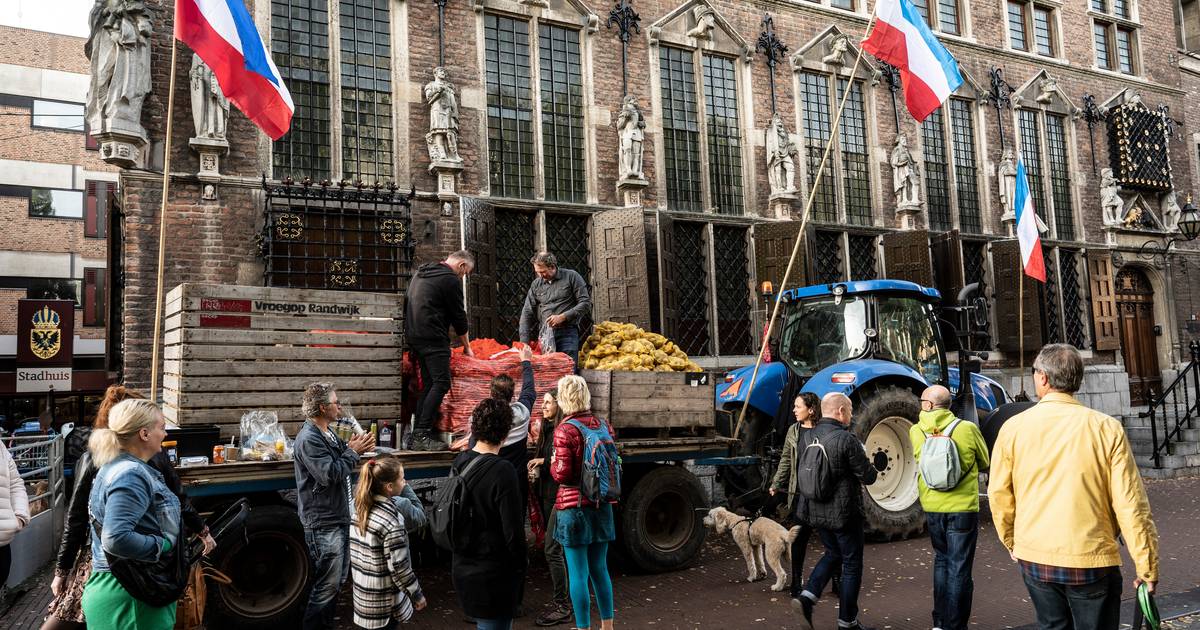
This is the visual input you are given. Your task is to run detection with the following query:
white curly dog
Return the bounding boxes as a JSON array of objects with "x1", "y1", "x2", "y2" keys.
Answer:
[{"x1": 704, "y1": 506, "x2": 801, "y2": 591}]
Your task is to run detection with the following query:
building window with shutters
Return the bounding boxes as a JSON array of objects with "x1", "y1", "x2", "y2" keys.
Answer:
[
  {"x1": 85, "y1": 181, "x2": 113, "y2": 239},
  {"x1": 1091, "y1": 0, "x2": 1139, "y2": 76},
  {"x1": 797, "y1": 71, "x2": 872, "y2": 225},
  {"x1": 920, "y1": 98, "x2": 983, "y2": 233},
  {"x1": 1016, "y1": 108, "x2": 1077, "y2": 241},
  {"x1": 84, "y1": 268, "x2": 107, "y2": 327}
]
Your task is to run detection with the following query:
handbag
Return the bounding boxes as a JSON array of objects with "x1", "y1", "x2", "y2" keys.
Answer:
[{"x1": 174, "y1": 565, "x2": 232, "y2": 630}]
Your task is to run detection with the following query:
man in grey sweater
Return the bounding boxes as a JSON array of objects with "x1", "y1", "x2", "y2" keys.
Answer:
[{"x1": 518, "y1": 251, "x2": 592, "y2": 366}]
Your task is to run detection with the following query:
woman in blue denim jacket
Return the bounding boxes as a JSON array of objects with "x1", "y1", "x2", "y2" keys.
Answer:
[{"x1": 80, "y1": 399, "x2": 182, "y2": 630}]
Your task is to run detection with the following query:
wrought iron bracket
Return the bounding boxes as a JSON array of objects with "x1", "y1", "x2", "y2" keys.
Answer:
[
  {"x1": 755, "y1": 14, "x2": 787, "y2": 115},
  {"x1": 878, "y1": 61, "x2": 901, "y2": 133},
  {"x1": 606, "y1": 0, "x2": 641, "y2": 96},
  {"x1": 1079, "y1": 94, "x2": 1106, "y2": 175},
  {"x1": 987, "y1": 66, "x2": 1015, "y2": 154}
]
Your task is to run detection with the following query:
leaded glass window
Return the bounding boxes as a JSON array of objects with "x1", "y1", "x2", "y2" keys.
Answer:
[
  {"x1": 1115, "y1": 27, "x2": 1135, "y2": 74},
  {"x1": 1113, "y1": 0, "x2": 1131, "y2": 19},
  {"x1": 1017, "y1": 110, "x2": 1049, "y2": 228},
  {"x1": 838, "y1": 79, "x2": 871, "y2": 225},
  {"x1": 1042, "y1": 245, "x2": 1061, "y2": 343},
  {"x1": 798, "y1": 71, "x2": 835, "y2": 222},
  {"x1": 272, "y1": 0, "x2": 332, "y2": 180},
  {"x1": 1045, "y1": 114, "x2": 1075, "y2": 240},
  {"x1": 848, "y1": 234, "x2": 877, "y2": 280},
  {"x1": 340, "y1": 0, "x2": 392, "y2": 181},
  {"x1": 814, "y1": 231, "x2": 844, "y2": 284},
  {"x1": 540, "y1": 24, "x2": 585, "y2": 203},
  {"x1": 1094, "y1": 23, "x2": 1112, "y2": 69},
  {"x1": 703, "y1": 55, "x2": 743, "y2": 215},
  {"x1": 486, "y1": 15, "x2": 535, "y2": 199},
  {"x1": 1008, "y1": 1, "x2": 1058, "y2": 57},
  {"x1": 922, "y1": 108, "x2": 951, "y2": 231},
  {"x1": 950, "y1": 99, "x2": 982, "y2": 234},
  {"x1": 673, "y1": 222, "x2": 710, "y2": 355},
  {"x1": 1007, "y1": 2, "x2": 1027, "y2": 51},
  {"x1": 713, "y1": 225, "x2": 751, "y2": 354},
  {"x1": 1059, "y1": 249, "x2": 1088, "y2": 349},
  {"x1": 1032, "y1": 7, "x2": 1054, "y2": 56},
  {"x1": 660, "y1": 46, "x2": 702, "y2": 212},
  {"x1": 912, "y1": 0, "x2": 959, "y2": 35},
  {"x1": 495, "y1": 209, "x2": 535, "y2": 343}
]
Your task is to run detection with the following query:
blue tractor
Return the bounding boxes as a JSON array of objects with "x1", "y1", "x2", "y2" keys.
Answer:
[{"x1": 715, "y1": 279, "x2": 1011, "y2": 538}]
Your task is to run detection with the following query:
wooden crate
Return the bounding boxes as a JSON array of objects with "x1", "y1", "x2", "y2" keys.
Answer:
[
  {"x1": 581, "y1": 369, "x2": 715, "y2": 429},
  {"x1": 163, "y1": 284, "x2": 404, "y2": 437}
]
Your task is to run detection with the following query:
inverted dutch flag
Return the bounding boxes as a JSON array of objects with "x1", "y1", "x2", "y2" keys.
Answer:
[
  {"x1": 175, "y1": 0, "x2": 294, "y2": 140},
  {"x1": 861, "y1": 0, "x2": 963, "y2": 122},
  {"x1": 1013, "y1": 159, "x2": 1046, "y2": 282}
]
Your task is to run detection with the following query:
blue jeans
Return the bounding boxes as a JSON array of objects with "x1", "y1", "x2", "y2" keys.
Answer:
[
  {"x1": 474, "y1": 618, "x2": 513, "y2": 630},
  {"x1": 1022, "y1": 570, "x2": 1121, "y2": 630},
  {"x1": 303, "y1": 525, "x2": 350, "y2": 630},
  {"x1": 554, "y1": 326, "x2": 580, "y2": 369},
  {"x1": 803, "y1": 519, "x2": 865, "y2": 626},
  {"x1": 926, "y1": 512, "x2": 979, "y2": 630}
]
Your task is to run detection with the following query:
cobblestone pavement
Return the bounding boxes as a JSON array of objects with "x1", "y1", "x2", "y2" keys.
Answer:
[{"x1": 3, "y1": 476, "x2": 1199, "y2": 629}]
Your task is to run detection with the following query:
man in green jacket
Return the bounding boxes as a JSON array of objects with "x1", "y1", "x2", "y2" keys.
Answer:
[{"x1": 910, "y1": 385, "x2": 989, "y2": 630}]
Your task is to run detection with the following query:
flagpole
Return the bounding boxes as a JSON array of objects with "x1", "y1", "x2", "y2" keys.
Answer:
[
  {"x1": 732, "y1": 10, "x2": 878, "y2": 445},
  {"x1": 149, "y1": 36, "x2": 180, "y2": 402},
  {"x1": 1018, "y1": 271, "x2": 1026, "y2": 399}
]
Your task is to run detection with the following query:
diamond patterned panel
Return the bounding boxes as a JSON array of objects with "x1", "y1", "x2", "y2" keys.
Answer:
[
  {"x1": 814, "y1": 231, "x2": 844, "y2": 284},
  {"x1": 1059, "y1": 249, "x2": 1088, "y2": 349},
  {"x1": 848, "y1": 234, "x2": 877, "y2": 280},
  {"x1": 545, "y1": 213, "x2": 591, "y2": 333},
  {"x1": 1042, "y1": 245, "x2": 1061, "y2": 344},
  {"x1": 495, "y1": 209, "x2": 535, "y2": 342},
  {"x1": 713, "y1": 225, "x2": 751, "y2": 355},
  {"x1": 673, "y1": 221, "x2": 711, "y2": 356}
]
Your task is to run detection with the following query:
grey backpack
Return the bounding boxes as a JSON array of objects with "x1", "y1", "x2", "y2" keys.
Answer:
[{"x1": 918, "y1": 419, "x2": 965, "y2": 491}]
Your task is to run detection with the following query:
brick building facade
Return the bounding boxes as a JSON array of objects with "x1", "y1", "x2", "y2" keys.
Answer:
[
  {"x1": 108, "y1": 0, "x2": 1200, "y2": 416},
  {"x1": 0, "y1": 24, "x2": 119, "y2": 426}
]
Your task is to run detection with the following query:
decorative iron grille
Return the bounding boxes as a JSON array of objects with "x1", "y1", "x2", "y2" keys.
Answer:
[
  {"x1": 545, "y1": 213, "x2": 591, "y2": 333},
  {"x1": 1041, "y1": 245, "x2": 1061, "y2": 344},
  {"x1": 271, "y1": 0, "x2": 331, "y2": 181},
  {"x1": 713, "y1": 225, "x2": 751, "y2": 355},
  {"x1": 950, "y1": 99, "x2": 982, "y2": 234},
  {"x1": 962, "y1": 239, "x2": 990, "y2": 340},
  {"x1": 1046, "y1": 114, "x2": 1075, "y2": 240},
  {"x1": 495, "y1": 209, "x2": 535, "y2": 343},
  {"x1": 260, "y1": 179, "x2": 415, "y2": 291},
  {"x1": 1108, "y1": 102, "x2": 1172, "y2": 191},
  {"x1": 837, "y1": 79, "x2": 871, "y2": 225},
  {"x1": 486, "y1": 14, "x2": 535, "y2": 199},
  {"x1": 922, "y1": 107, "x2": 952, "y2": 232},
  {"x1": 340, "y1": 0, "x2": 392, "y2": 182},
  {"x1": 848, "y1": 234, "x2": 877, "y2": 280},
  {"x1": 799, "y1": 71, "x2": 836, "y2": 222},
  {"x1": 673, "y1": 221, "x2": 710, "y2": 356},
  {"x1": 661, "y1": 46, "x2": 703, "y2": 212},
  {"x1": 814, "y1": 230, "x2": 844, "y2": 284},
  {"x1": 1018, "y1": 110, "x2": 1049, "y2": 230},
  {"x1": 540, "y1": 24, "x2": 586, "y2": 203},
  {"x1": 703, "y1": 54, "x2": 744, "y2": 215},
  {"x1": 1059, "y1": 248, "x2": 1088, "y2": 349}
]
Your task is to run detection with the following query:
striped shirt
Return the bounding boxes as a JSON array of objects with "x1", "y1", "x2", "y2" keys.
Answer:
[
  {"x1": 1018, "y1": 560, "x2": 1116, "y2": 586},
  {"x1": 350, "y1": 497, "x2": 424, "y2": 628}
]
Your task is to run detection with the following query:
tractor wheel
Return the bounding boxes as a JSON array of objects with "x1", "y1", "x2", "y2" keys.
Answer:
[
  {"x1": 715, "y1": 405, "x2": 773, "y2": 513},
  {"x1": 852, "y1": 386, "x2": 925, "y2": 540}
]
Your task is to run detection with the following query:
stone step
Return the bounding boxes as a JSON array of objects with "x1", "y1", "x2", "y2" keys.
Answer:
[
  {"x1": 1135, "y1": 452, "x2": 1200, "y2": 469},
  {"x1": 1125, "y1": 426, "x2": 1200, "y2": 442},
  {"x1": 1121, "y1": 413, "x2": 1195, "y2": 429},
  {"x1": 1139, "y1": 465, "x2": 1200, "y2": 480},
  {"x1": 1129, "y1": 439, "x2": 1200, "y2": 457}
]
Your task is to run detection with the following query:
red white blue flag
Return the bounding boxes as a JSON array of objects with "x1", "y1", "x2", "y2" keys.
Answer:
[
  {"x1": 861, "y1": 0, "x2": 963, "y2": 122},
  {"x1": 1014, "y1": 159, "x2": 1046, "y2": 282},
  {"x1": 175, "y1": 0, "x2": 294, "y2": 140}
]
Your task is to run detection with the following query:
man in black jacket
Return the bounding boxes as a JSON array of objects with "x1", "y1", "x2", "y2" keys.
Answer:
[
  {"x1": 405, "y1": 250, "x2": 475, "y2": 451},
  {"x1": 794, "y1": 392, "x2": 878, "y2": 630}
]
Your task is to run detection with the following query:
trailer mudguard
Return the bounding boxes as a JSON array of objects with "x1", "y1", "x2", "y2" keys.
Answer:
[{"x1": 715, "y1": 362, "x2": 791, "y2": 417}]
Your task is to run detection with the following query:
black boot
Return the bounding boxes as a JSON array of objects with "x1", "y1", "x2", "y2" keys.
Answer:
[{"x1": 409, "y1": 432, "x2": 449, "y2": 451}]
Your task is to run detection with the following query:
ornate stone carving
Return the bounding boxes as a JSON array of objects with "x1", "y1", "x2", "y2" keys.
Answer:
[
  {"x1": 1035, "y1": 77, "x2": 1057, "y2": 105},
  {"x1": 85, "y1": 0, "x2": 152, "y2": 167},
  {"x1": 765, "y1": 113, "x2": 798, "y2": 197},
  {"x1": 822, "y1": 34, "x2": 849, "y2": 66},
  {"x1": 998, "y1": 148, "x2": 1017, "y2": 231},
  {"x1": 686, "y1": 6, "x2": 716, "y2": 40},
  {"x1": 424, "y1": 67, "x2": 461, "y2": 166},
  {"x1": 1100, "y1": 167, "x2": 1124, "y2": 227},
  {"x1": 189, "y1": 54, "x2": 229, "y2": 142},
  {"x1": 1162, "y1": 190, "x2": 1183, "y2": 232},
  {"x1": 617, "y1": 95, "x2": 646, "y2": 181},
  {"x1": 891, "y1": 134, "x2": 921, "y2": 210}
]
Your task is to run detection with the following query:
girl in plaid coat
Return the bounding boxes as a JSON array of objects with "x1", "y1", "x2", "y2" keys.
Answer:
[{"x1": 351, "y1": 456, "x2": 426, "y2": 629}]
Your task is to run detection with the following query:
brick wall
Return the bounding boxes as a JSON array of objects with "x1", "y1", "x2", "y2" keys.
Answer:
[{"x1": 0, "y1": 25, "x2": 90, "y2": 74}]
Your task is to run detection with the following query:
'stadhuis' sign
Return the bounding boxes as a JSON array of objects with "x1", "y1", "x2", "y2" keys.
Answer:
[{"x1": 16, "y1": 299, "x2": 75, "y2": 392}]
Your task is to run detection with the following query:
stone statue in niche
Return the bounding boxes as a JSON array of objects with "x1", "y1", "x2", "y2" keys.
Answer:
[
  {"x1": 201, "y1": 183, "x2": 217, "y2": 201},
  {"x1": 85, "y1": 0, "x2": 152, "y2": 165},
  {"x1": 998, "y1": 149, "x2": 1018, "y2": 224},
  {"x1": 891, "y1": 134, "x2": 921, "y2": 209},
  {"x1": 1100, "y1": 168, "x2": 1124, "y2": 227},
  {"x1": 1036, "y1": 77, "x2": 1057, "y2": 104},
  {"x1": 1162, "y1": 189, "x2": 1182, "y2": 232},
  {"x1": 190, "y1": 54, "x2": 229, "y2": 141},
  {"x1": 822, "y1": 35, "x2": 850, "y2": 66},
  {"x1": 686, "y1": 6, "x2": 716, "y2": 40},
  {"x1": 765, "y1": 114, "x2": 798, "y2": 196},
  {"x1": 617, "y1": 95, "x2": 646, "y2": 181},
  {"x1": 424, "y1": 67, "x2": 461, "y2": 164}
]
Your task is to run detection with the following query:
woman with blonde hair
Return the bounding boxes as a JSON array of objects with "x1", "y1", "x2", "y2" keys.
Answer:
[
  {"x1": 79, "y1": 398, "x2": 181, "y2": 630},
  {"x1": 549, "y1": 375, "x2": 616, "y2": 630},
  {"x1": 45, "y1": 386, "x2": 212, "y2": 630}
]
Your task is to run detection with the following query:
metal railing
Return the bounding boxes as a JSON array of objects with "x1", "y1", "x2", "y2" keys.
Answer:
[
  {"x1": 1143, "y1": 341, "x2": 1200, "y2": 468},
  {"x1": 6, "y1": 434, "x2": 66, "y2": 549}
]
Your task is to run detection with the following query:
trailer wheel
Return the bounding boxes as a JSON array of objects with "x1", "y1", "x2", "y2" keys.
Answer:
[
  {"x1": 620, "y1": 466, "x2": 708, "y2": 573},
  {"x1": 852, "y1": 386, "x2": 925, "y2": 541},
  {"x1": 207, "y1": 504, "x2": 310, "y2": 629}
]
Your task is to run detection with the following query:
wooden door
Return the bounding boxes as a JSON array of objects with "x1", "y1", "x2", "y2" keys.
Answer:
[
  {"x1": 1116, "y1": 267, "x2": 1161, "y2": 405},
  {"x1": 752, "y1": 220, "x2": 810, "y2": 294},
  {"x1": 655, "y1": 210, "x2": 679, "y2": 338},
  {"x1": 882, "y1": 229, "x2": 933, "y2": 286},
  {"x1": 591, "y1": 208, "x2": 652, "y2": 328},
  {"x1": 991, "y1": 240, "x2": 1043, "y2": 353}
]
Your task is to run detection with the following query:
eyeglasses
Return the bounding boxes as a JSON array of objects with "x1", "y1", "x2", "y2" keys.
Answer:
[{"x1": 919, "y1": 399, "x2": 934, "y2": 405}]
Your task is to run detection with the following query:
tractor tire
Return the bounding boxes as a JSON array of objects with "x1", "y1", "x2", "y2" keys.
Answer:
[
  {"x1": 715, "y1": 405, "x2": 773, "y2": 512},
  {"x1": 619, "y1": 466, "x2": 709, "y2": 573},
  {"x1": 852, "y1": 386, "x2": 925, "y2": 541},
  {"x1": 207, "y1": 504, "x2": 311, "y2": 629}
]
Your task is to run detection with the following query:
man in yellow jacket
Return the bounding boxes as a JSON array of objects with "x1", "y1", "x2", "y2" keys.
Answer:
[{"x1": 988, "y1": 344, "x2": 1159, "y2": 630}]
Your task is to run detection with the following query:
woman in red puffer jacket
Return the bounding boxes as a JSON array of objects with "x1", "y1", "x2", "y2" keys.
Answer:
[{"x1": 549, "y1": 375, "x2": 616, "y2": 630}]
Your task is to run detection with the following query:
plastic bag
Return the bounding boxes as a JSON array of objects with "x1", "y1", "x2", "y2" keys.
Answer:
[{"x1": 239, "y1": 411, "x2": 293, "y2": 461}]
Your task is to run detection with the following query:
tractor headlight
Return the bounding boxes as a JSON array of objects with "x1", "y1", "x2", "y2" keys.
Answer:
[
  {"x1": 833, "y1": 284, "x2": 846, "y2": 305},
  {"x1": 831, "y1": 372, "x2": 856, "y2": 384}
]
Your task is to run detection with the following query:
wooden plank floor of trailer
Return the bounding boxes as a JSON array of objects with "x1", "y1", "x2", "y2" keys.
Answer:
[{"x1": 176, "y1": 436, "x2": 737, "y2": 497}]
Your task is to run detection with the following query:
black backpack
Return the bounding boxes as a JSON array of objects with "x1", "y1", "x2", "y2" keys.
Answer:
[
  {"x1": 431, "y1": 455, "x2": 490, "y2": 552},
  {"x1": 795, "y1": 433, "x2": 836, "y2": 502}
]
